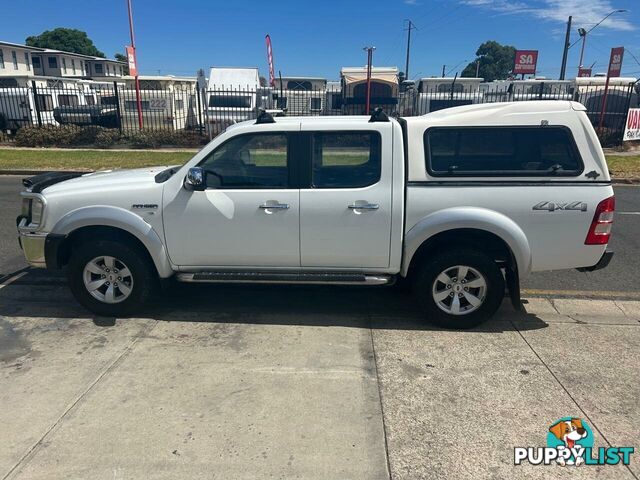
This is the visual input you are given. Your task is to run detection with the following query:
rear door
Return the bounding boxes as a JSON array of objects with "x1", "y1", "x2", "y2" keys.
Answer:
[{"x1": 299, "y1": 124, "x2": 394, "y2": 268}]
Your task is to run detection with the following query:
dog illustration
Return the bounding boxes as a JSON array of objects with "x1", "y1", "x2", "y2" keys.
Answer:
[{"x1": 549, "y1": 418, "x2": 588, "y2": 466}]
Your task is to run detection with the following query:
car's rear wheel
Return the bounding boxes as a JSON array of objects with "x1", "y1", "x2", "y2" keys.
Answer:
[
  {"x1": 67, "y1": 239, "x2": 156, "y2": 317},
  {"x1": 413, "y1": 248, "x2": 505, "y2": 329}
]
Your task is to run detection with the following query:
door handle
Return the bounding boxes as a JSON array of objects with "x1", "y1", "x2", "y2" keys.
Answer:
[
  {"x1": 259, "y1": 203, "x2": 289, "y2": 210},
  {"x1": 348, "y1": 203, "x2": 379, "y2": 210}
]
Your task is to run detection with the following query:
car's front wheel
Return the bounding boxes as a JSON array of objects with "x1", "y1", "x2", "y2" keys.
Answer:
[
  {"x1": 413, "y1": 248, "x2": 505, "y2": 329},
  {"x1": 67, "y1": 239, "x2": 156, "y2": 316}
]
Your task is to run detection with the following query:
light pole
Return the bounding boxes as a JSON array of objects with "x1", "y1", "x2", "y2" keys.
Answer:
[{"x1": 572, "y1": 9, "x2": 627, "y2": 75}]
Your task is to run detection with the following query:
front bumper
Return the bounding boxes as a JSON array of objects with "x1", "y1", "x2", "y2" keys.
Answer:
[
  {"x1": 576, "y1": 250, "x2": 614, "y2": 272},
  {"x1": 18, "y1": 231, "x2": 47, "y2": 268}
]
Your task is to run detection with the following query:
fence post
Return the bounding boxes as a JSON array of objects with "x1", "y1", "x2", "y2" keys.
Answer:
[
  {"x1": 112, "y1": 81, "x2": 123, "y2": 135},
  {"x1": 538, "y1": 82, "x2": 544, "y2": 100},
  {"x1": 196, "y1": 86, "x2": 203, "y2": 136},
  {"x1": 31, "y1": 80, "x2": 42, "y2": 127}
]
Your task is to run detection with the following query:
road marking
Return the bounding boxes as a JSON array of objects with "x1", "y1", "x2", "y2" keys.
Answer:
[
  {"x1": 522, "y1": 288, "x2": 640, "y2": 299},
  {"x1": 0, "y1": 271, "x2": 27, "y2": 289}
]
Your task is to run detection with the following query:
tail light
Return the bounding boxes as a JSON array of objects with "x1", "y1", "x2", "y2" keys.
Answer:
[{"x1": 585, "y1": 196, "x2": 615, "y2": 245}]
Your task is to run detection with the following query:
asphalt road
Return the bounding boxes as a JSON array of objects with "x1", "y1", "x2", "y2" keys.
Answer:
[{"x1": 1, "y1": 175, "x2": 638, "y2": 294}]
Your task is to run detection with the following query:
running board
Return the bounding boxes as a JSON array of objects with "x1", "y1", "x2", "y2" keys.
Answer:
[{"x1": 176, "y1": 271, "x2": 393, "y2": 285}]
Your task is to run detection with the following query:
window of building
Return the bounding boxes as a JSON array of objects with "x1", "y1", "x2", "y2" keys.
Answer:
[
  {"x1": 436, "y1": 83, "x2": 464, "y2": 93},
  {"x1": 71, "y1": 59, "x2": 76, "y2": 75},
  {"x1": 48, "y1": 57, "x2": 58, "y2": 69},
  {"x1": 62, "y1": 58, "x2": 67, "y2": 73},
  {"x1": 81, "y1": 61, "x2": 86, "y2": 75},
  {"x1": 286, "y1": 80, "x2": 312, "y2": 91},
  {"x1": 125, "y1": 100, "x2": 150, "y2": 111},
  {"x1": 425, "y1": 127, "x2": 583, "y2": 176},
  {"x1": 199, "y1": 133, "x2": 290, "y2": 189},
  {"x1": 175, "y1": 99, "x2": 184, "y2": 111},
  {"x1": 0, "y1": 78, "x2": 19, "y2": 87},
  {"x1": 24, "y1": 52, "x2": 30, "y2": 70},
  {"x1": 35, "y1": 94, "x2": 54, "y2": 111},
  {"x1": 0, "y1": 50, "x2": 5, "y2": 69},
  {"x1": 310, "y1": 97, "x2": 322, "y2": 112},
  {"x1": 139, "y1": 80, "x2": 162, "y2": 90},
  {"x1": 84, "y1": 95, "x2": 96, "y2": 106},
  {"x1": 32, "y1": 56, "x2": 41, "y2": 69},
  {"x1": 208, "y1": 95, "x2": 252, "y2": 108},
  {"x1": 310, "y1": 132, "x2": 381, "y2": 188},
  {"x1": 58, "y1": 94, "x2": 79, "y2": 107},
  {"x1": 94, "y1": 63, "x2": 103, "y2": 74},
  {"x1": 106, "y1": 64, "x2": 110, "y2": 75},
  {"x1": 11, "y1": 51, "x2": 18, "y2": 70}
]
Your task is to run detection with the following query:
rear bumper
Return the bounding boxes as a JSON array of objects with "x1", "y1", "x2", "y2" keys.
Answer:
[{"x1": 576, "y1": 250, "x2": 614, "y2": 272}]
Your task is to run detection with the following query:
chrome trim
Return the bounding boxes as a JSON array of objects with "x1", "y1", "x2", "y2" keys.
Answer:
[
  {"x1": 259, "y1": 203, "x2": 289, "y2": 210},
  {"x1": 348, "y1": 203, "x2": 379, "y2": 210},
  {"x1": 176, "y1": 273, "x2": 392, "y2": 285},
  {"x1": 18, "y1": 231, "x2": 47, "y2": 268}
]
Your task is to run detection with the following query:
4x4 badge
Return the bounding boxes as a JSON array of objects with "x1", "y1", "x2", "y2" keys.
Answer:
[{"x1": 532, "y1": 201, "x2": 587, "y2": 212}]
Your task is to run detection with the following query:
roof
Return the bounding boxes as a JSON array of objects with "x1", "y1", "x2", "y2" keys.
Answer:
[{"x1": 340, "y1": 66, "x2": 399, "y2": 86}]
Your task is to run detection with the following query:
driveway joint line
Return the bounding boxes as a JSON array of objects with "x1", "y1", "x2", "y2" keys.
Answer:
[
  {"x1": 368, "y1": 323, "x2": 393, "y2": 480},
  {"x1": 1, "y1": 319, "x2": 159, "y2": 480},
  {"x1": 510, "y1": 319, "x2": 640, "y2": 480}
]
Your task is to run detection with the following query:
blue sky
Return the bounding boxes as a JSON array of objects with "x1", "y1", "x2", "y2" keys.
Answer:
[{"x1": 3, "y1": 0, "x2": 639, "y2": 79}]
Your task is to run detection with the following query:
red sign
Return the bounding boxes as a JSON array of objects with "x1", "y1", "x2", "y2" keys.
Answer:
[
  {"x1": 265, "y1": 35, "x2": 275, "y2": 87},
  {"x1": 513, "y1": 50, "x2": 538, "y2": 75},
  {"x1": 125, "y1": 46, "x2": 138, "y2": 77},
  {"x1": 578, "y1": 67, "x2": 592, "y2": 77},
  {"x1": 607, "y1": 46, "x2": 624, "y2": 78}
]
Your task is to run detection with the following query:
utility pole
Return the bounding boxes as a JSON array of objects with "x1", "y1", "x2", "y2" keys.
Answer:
[
  {"x1": 363, "y1": 46, "x2": 375, "y2": 114},
  {"x1": 404, "y1": 20, "x2": 415, "y2": 80},
  {"x1": 442, "y1": 65, "x2": 446, "y2": 77},
  {"x1": 559, "y1": 15, "x2": 572, "y2": 80},
  {"x1": 126, "y1": 0, "x2": 143, "y2": 129}
]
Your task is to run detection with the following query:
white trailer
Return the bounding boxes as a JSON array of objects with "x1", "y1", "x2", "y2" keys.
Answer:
[
  {"x1": 272, "y1": 77, "x2": 326, "y2": 116},
  {"x1": 413, "y1": 77, "x2": 483, "y2": 115}
]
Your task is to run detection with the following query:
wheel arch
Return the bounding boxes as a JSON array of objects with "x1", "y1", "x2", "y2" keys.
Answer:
[
  {"x1": 402, "y1": 207, "x2": 532, "y2": 279},
  {"x1": 48, "y1": 206, "x2": 174, "y2": 278}
]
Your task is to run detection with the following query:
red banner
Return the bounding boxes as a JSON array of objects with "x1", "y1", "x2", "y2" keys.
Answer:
[
  {"x1": 125, "y1": 46, "x2": 138, "y2": 77},
  {"x1": 578, "y1": 67, "x2": 592, "y2": 77},
  {"x1": 607, "y1": 47, "x2": 624, "y2": 78},
  {"x1": 265, "y1": 35, "x2": 275, "y2": 87},
  {"x1": 513, "y1": 50, "x2": 538, "y2": 75}
]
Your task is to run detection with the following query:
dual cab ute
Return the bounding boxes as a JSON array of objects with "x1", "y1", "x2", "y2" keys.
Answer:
[{"x1": 17, "y1": 102, "x2": 614, "y2": 328}]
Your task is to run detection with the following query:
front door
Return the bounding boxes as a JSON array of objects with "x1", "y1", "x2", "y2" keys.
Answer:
[
  {"x1": 299, "y1": 126, "x2": 393, "y2": 268},
  {"x1": 163, "y1": 131, "x2": 300, "y2": 267}
]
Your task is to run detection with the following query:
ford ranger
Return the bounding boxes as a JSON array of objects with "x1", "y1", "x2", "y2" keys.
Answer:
[{"x1": 17, "y1": 102, "x2": 615, "y2": 328}]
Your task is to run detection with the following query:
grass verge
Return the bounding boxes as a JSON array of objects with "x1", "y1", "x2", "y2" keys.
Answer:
[{"x1": 0, "y1": 148, "x2": 638, "y2": 180}]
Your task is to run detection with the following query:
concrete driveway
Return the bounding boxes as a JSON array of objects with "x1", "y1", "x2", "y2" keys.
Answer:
[{"x1": 1, "y1": 274, "x2": 638, "y2": 480}]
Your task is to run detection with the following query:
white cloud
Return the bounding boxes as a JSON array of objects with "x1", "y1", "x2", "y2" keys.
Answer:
[{"x1": 460, "y1": 0, "x2": 634, "y2": 31}]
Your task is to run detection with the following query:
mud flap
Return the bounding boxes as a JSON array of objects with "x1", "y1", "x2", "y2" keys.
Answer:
[{"x1": 505, "y1": 265, "x2": 521, "y2": 311}]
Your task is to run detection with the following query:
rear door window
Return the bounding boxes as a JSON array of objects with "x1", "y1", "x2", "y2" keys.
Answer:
[{"x1": 425, "y1": 126, "x2": 583, "y2": 176}]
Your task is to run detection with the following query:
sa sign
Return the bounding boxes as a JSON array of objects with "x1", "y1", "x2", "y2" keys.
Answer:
[
  {"x1": 607, "y1": 47, "x2": 624, "y2": 78},
  {"x1": 514, "y1": 50, "x2": 538, "y2": 75},
  {"x1": 623, "y1": 108, "x2": 640, "y2": 141}
]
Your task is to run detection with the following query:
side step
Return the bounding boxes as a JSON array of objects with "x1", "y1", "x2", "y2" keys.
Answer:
[{"x1": 176, "y1": 271, "x2": 393, "y2": 285}]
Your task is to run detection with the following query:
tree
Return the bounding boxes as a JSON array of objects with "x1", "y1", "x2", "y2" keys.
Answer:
[
  {"x1": 461, "y1": 41, "x2": 516, "y2": 81},
  {"x1": 259, "y1": 76, "x2": 267, "y2": 87},
  {"x1": 26, "y1": 28, "x2": 105, "y2": 58},
  {"x1": 114, "y1": 53, "x2": 130, "y2": 75}
]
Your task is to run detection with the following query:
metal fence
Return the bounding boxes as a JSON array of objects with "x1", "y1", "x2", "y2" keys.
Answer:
[{"x1": 1, "y1": 80, "x2": 637, "y2": 146}]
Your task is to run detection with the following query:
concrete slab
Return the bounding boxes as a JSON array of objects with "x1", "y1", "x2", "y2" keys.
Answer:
[
  {"x1": 0, "y1": 315, "x2": 155, "y2": 478},
  {"x1": 519, "y1": 322, "x2": 640, "y2": 477},
  {"x1": 372, "y1": 320, "x2": 635, "y2": 480},
  {"x1": 615, "y1": 301, "x2": 640, "y2": 321},
  {"x1": 7, "y1": 321, "x2": 389, "y2": 480}
]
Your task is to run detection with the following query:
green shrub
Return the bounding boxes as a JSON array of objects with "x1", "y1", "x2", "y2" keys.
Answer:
[
  {"x1": 14, "y1": 125, "x2": 122, "y2": 148},
  {"x1": 94, "y1": 129, "x2": 122, "y2": 148},
  {"x1": 125, "y1": 129, "x2": 206, "y2": 148}
]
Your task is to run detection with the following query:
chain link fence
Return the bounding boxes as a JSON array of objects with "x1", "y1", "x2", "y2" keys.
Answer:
[{"x1": 0, "y1": 80, "x2": 637, "y2": 147}]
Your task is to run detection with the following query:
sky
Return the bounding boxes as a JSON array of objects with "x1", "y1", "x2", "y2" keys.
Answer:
[{"x1": 3, "y1": 0, "x2": 639, "y2": 80}]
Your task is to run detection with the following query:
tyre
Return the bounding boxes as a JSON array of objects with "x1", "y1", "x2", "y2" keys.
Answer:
[
  {"x1": 67, "y1": 239, "x2": 157, "y2": 317},
  {"x1": 412, "y1": 248, "x2": 505, "y2": 329}
]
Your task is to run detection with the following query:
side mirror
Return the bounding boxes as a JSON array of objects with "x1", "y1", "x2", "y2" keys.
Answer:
[{"x1": 184, "y1": 167, "x2": 205, "y2": 191}]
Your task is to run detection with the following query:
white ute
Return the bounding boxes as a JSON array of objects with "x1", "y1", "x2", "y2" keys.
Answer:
[{"x1": 17, "y1": 102, "x2": 615, "y2": 328}]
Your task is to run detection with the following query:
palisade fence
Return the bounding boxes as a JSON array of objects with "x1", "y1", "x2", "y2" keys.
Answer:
[{"x1": 0, "y1": 81, "x2": 637, "y2": 146}]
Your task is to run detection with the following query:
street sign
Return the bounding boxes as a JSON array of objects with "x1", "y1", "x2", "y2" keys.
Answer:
[
  {"x1": 125, "y1": 46, "x2": 138, "y2": 77},
  {"x1": 623, "y1": 108, "x2": 640, "y2": 141},
  {"x1": 513, "y1": 50, "x2": 538, "y2": 75},
  {"x1": 607, "y1": 47, "x2": 624, "y2": 77},
  {"x1": 578, "y1": 67, "x2": 592, "y2": 77}
]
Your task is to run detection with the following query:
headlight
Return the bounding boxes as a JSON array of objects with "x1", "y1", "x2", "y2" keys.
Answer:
[{"x1": 31, "y1": 198, "x2": 44, "y2": 226}]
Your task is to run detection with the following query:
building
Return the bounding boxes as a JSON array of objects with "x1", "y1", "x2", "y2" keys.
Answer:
[{"x1": 0, "y1": 40, "x2": 126, "y2": 83}]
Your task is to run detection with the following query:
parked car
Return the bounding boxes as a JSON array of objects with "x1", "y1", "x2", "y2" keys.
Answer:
[{"x1": 17, "y1": 101, "x2": 614, "y2": 328}]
